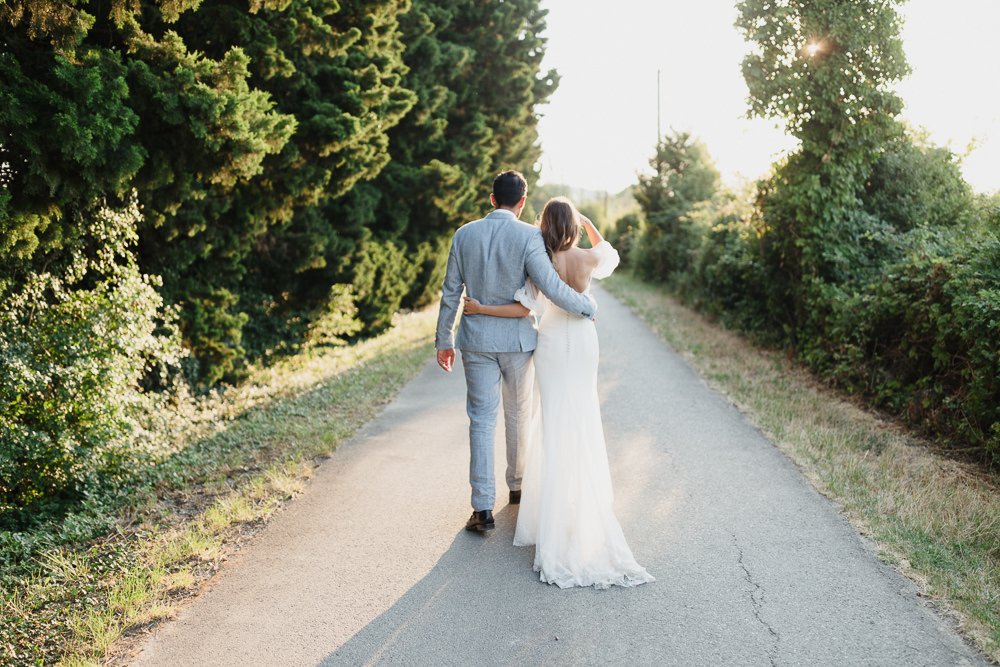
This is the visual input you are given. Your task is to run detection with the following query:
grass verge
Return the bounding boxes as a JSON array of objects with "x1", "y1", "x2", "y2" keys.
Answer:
[
  {"x1": 604, "y1": 273, "x2": 1000, "y2": 662},
  {"x1": 1, "y1": 308, "x2": 436, "y2": 666}
]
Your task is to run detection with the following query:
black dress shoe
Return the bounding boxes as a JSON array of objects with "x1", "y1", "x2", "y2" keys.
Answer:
[
  {"x1": 509, "y1": 490, "x2": 521, "y2": 505},
  {"x1": 465, "y1": 510, "x2": 495, "y2": 532}
]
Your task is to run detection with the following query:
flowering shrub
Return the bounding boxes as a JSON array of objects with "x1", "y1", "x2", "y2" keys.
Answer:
[{"x1": 0, "y1": 201, "x2": 183, "y2": 529}]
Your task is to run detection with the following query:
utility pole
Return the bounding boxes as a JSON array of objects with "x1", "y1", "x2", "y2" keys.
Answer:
[
  {"x1": 656, "y1": 68, "x2": 663, "y2": 179},
  {"x1": 657, "y1": 68, "x2": 662, "y2": 146}
]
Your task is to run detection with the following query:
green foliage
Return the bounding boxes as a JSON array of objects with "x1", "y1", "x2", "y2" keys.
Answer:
[
  {"x1": 633, "y1": 131, "x2": 719, "y2": 282},
  {"x1": 305, "y1": 284, "x2": 364, "y2": 348},
  {"x1": 636, "y1": 132, "x2": 720, "y2": 223},
  {"x1": 603, "y1": 213, "x2": 644, "y2": 266},
  {"x1": 2, "y1": 1, "x2": 296, "y2": 386},
  {"x1": 171, "y1": 0, "x2": 419, "y2": 353},
  {"x1": 123, "y1": 9, "x2": 299, "y2": 384},
  {"x1": 686, "y1": 193, "x2": 776, "y2": 333},
  {"x1": 156, "y1": 0, "x2": 558, "y2": 365},
  {"x1": 351, "y1": 235, "x2": 420, "y2": 333},
  {"x1": 0, "y1": 0, "x2": 560, "y2": 527},
  {"x1": 360, "y1": 0, "x2": 559, "y2": 314},
  {"x1": 404, "y1": 236, "x2": 452, "y2": 309},
  {"x1": 632, "y1": 159, "x2": 1000, "y2": 464},
  {"x1": 625, "y1": 1, "x2": 998, "y2": 463},
  {"x1": 0, "y1": 202, "x2": 183, "y2": 529},
  {"x1": 737, "y1": 0, "x2": 909, "y2": 183},
  {"x1": 863, "y1": 133, "x2": 975, "y2": 233},
  {"x1": 724, "y1": 0, "x2": 997, "y2": 460},
  {"x1": 736, "y1": 0, "x2": 911, "y2": 328},
  {"x1": 0, "y1": 45, "x2": 143, "y2": 288},
  {"x1": 804, "y1": 228, "x2": 1000, "y2": 461}
]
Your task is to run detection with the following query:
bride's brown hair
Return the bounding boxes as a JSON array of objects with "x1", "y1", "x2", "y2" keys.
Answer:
[{"x1": 539, "y1": 197, "x2": 581, "y2": 257}]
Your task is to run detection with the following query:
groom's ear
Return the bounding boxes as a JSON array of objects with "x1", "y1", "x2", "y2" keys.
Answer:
[{"x1": 489, "y1": 193, "x2": 498, "y2": 208}]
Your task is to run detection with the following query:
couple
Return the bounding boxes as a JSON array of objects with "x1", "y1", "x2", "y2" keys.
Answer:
[{"x1": 434, "y1": 170, "x2": 654, "y2": 590}]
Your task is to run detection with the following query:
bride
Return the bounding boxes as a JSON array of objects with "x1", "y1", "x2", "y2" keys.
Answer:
[{"x1": 462, "y1": 196, "x2": 654, "y2": 590}]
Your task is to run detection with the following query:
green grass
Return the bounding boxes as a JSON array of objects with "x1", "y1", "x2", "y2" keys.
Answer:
[
  {"x1": 0, "y1": 308, "x2": 436, "y2": 666},
  {"x1": 604, "y1": 272, "x2": 1000, "y2": 662}
]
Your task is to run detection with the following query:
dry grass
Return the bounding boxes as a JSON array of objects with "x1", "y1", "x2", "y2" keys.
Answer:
[{"x1": 604, "y1": 273, "x2": 1000, "y2": 662}]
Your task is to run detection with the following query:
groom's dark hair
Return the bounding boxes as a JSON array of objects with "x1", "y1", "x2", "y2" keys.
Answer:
[{"x1": 492, "y1": 170, "x2": 527, "y2": 207}]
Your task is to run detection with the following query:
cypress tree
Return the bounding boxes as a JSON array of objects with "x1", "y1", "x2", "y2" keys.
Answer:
[
  {"x1": 1, "y1": 1, "x2": 297, "y2": 384},
  {"x1": 0, "y1": 4, "x2": 144, "y2": 292},
  {"x1": 1, "y1": 0, "x2": 559, "y2": 384},
  {"x1": 166, "y1": 0, "x2": 417, "y2": 364},
  {"x1": 356, "y1": 0, "x2": 559, "y2": 325}
]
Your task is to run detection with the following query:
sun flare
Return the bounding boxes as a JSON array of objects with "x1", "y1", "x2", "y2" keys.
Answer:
[{"x1": 537, "y1": 0, "x2": 1000, "y2": 194}]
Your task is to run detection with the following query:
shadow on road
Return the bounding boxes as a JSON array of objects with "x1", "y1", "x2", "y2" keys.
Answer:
[
  {"x1": 321, "y1": 491, "x2": 672, "y2": 666},
  {"x1": 319, "y1": 504, "x2": 548, "y2": 664}
]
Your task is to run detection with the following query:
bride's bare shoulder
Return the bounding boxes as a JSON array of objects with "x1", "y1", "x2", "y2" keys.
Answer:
[
  {"x1": 574, "y1": 246, "x2": 602, "y2": 266},
  {"x1": 554, "y1": 246, "x2": 592, "y2": 261},
  {"x1": 554, "y1": 247, "x2": 598, "y2": 263}
]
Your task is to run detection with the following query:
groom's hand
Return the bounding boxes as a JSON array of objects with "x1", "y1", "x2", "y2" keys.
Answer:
[{"x1": 437, "y1": 348, "x2": 456, "y2": 373}]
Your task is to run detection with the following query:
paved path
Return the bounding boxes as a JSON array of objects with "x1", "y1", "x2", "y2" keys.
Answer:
[{"x1": 135, "y1": 286, "x2": 983, "y2": 666}]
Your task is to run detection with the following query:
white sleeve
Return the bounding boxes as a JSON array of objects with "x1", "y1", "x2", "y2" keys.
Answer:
[
  {"x1": 514, "y1": 279, "x2": 547, "y2": 319},
  {"x1": 590, "y1": 240, "x2": 620, "y2": 280}
]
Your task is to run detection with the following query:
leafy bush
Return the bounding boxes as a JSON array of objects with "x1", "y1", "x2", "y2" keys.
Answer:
[
  {"x1": 604, "y1": 213, "x2": 644, "y2": 266},
  {"x1": 627, "y1": 119, "x2": 997, "y2": 462},
  {"x1": 634, "y1": 214, "x2": 706, "y2": 286},
  {"x1": 181, "y1": 287, "x2": 250, "y2": 387},
  {"x1": 0, "y1": 202, "x2": 183, "y2": 529},
  {"x1": 629, "y1": 155, "x2": 999, "y2": 463},
  {"x1": 862, "y1": 134, "x2": 975, "y2": 233},
  {"x1": 691, "y1": 202, "x2": 779, "y2": 337},
  {"x1": 803, "y1": 228, "x2": 1000, "y2": 461},
  {"x1": 633, "y1": 131, "x2": 719, "y2": 283}
]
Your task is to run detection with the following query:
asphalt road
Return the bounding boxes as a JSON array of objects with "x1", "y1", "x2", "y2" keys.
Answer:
[{"x1": 134, "y1": 286, "x2": 984, "y2": 666}]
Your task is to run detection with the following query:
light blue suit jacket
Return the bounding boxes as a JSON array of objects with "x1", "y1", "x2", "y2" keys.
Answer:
[{"x1": 435, "y1": 209, "x2": 596, "y2": 352}]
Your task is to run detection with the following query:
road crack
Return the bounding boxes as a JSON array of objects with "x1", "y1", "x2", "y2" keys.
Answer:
[{"x1": 733, "y1": 533, "x2": 780, "y2": 666}]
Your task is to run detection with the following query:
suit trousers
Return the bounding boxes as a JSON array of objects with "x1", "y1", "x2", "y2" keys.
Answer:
[{"x1": 460, "y1": 350, "x2": 534, "y2": 511}]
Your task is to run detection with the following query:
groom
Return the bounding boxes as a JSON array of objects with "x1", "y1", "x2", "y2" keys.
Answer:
[{"x1": 435, "y1": 170, "x2": 596, "y2": 533}]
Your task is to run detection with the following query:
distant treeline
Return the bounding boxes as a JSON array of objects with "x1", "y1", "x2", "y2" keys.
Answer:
[
  {"x1": 610, "y1": 0, "x2": 1000, "y2": 464},
  {"x1": 0, "y1": 0, "x2": 555, "y2": 525}
]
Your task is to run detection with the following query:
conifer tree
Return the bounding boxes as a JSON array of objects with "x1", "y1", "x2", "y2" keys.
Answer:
[
  {"x1": 148, "y1": 0, "x2": 416, "y2": 377},
  {"x1": 358, "y1": 0, "x2": 559, "y2": 321}
]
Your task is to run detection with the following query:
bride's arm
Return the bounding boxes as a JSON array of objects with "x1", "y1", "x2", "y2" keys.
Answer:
[
  {"x1": 580, "y1": 214, "x2": 604, "y2": 247},
  {"x1": 463, "y1": 297, "x2": 530, "y2": 318},
  {"x1": 580, "y1": 214, "x2": 620, "y2": 279}
]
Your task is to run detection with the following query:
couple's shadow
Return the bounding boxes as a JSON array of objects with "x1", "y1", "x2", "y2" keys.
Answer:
[{"x1": 320, "y1": 504, "x2": 584, "y2": 665}]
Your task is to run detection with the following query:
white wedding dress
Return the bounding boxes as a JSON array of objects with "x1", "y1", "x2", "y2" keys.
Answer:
[{"x1": 512, "y1": 241, "x2": 654, "y2": 589}]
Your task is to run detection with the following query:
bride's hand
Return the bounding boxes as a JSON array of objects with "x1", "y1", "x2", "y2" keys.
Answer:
[{"x1": 463, "y1": 296, "x2": 483, "y2": 315}]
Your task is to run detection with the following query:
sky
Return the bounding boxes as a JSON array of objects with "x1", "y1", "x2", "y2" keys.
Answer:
[{"x1": 535, "y1": 0, "x2": 1000, "y2": 195}]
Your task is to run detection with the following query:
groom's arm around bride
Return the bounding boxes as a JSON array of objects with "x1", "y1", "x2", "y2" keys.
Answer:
[{"x1": 434, "y1": 177, "x2": 596, "y2": 376}]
